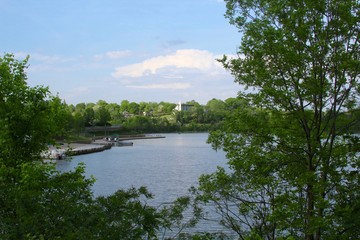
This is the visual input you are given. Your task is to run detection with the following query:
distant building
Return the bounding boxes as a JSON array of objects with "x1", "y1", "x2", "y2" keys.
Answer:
[
  {"x1": 175, "y1": 101, "x2": 193, "y2": 111},
  {"x1": 122, "y1": 111, "x2": 134, "y2": 118}
]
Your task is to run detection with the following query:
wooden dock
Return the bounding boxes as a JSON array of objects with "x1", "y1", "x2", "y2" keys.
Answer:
[
  {"x1": 67, "y1": 143, "x2": 112, "y2": 156},
  {"x1": 45, "y1": 134, "x2": 165, "y2": 159},
  {"x1": 115, "y1": 134, "x2": 165, "y2": 141}
]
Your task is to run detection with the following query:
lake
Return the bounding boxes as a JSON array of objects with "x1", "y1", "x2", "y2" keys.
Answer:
[
  {"x1": 56, "y1": 133, "x2": 232, "y2": 235},
  {"x1": 57, "y1": 133, "x2": 228, "y2": 202}
]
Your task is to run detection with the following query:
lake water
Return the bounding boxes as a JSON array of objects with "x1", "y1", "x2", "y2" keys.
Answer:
[
  {"x1": 56, "y1": 133, "x2": 233, "y2": 236},
  {"x1": 57, "y1": 133, "x2": 228, "y2": 202}
]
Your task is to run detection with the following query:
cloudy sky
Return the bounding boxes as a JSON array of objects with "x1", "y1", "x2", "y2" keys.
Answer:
[{"x1": 1, "y1": 0, "x2": 242, "y2": 105}]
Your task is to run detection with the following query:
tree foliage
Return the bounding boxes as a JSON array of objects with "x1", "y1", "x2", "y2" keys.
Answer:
[
  {"x1": 194, "y1": 0, "x2": 360, "y2": 239},
  {"x1": 0, "y1": 53, "x2": 79, "y2": 238},
  {"x1": 0, "y1": 54, "x2": 67, "y2": 164}
]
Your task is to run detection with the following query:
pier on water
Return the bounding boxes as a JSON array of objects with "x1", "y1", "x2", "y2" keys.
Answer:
[{"x1": 45, "y1": 134, "x2": 165, "y2": 159}]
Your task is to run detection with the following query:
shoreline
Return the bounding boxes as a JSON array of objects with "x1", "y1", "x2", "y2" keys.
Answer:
[
  {"x1": 46, "y1": 142, "x2": 111, "y2": 159},
  {"x1": 48, "y1": 134, "x2": 165, "y2": 159}
]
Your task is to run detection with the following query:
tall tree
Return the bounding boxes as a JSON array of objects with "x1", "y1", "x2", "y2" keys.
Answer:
[
  {"x1": 120, "y1": 99, "x2": 130, "y2": 113},
  {"x1": 0, "y1": 54, "x2": 67, "y2": 165},
  {"x1": 205, "y1": 98, "x2": 227, "y2": 123},
  {"x1": 195, "y1": 1, "x2": 360, "y2": 239},
  {"x1": 106, "y1": 103, "x2": 123, "y2": 125},
  {"x1": 83, "y1": 107, "x2": 95, "y2": 127},
  {"x1": 94, "y1": 105, "x2": 111, "y2": 126},
  {"x1": 0, "y1": 54, "x2": 75, "y2": 238},
  {"x1": 128, "y1": 102, "x2": 140, "y2": 114}
]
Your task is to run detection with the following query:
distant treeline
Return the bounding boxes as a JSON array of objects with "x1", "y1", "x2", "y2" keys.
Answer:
[
  {"x1": 61, "y1": 98, "x2": 360, "y2": 136},
  {"x1": 63, "y1": 98, "x2": 246, "y2": 135}
]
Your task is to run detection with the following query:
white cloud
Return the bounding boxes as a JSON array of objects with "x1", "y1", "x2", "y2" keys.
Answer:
[
  {"x1": 126, "y1": 82, "x2": 190, "y2": 89},
  {"x1": 112, "y1": 49, "x2": 224, "y2": 78},
  {"x1": 94, "y1": 50, "x2": 132, "y2": 60},
  {"x1": 162, "y1": 74, "x2": 184, "y2": 79}
]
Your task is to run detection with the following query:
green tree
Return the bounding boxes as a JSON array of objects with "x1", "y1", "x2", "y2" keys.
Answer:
[
  {"x1": 128, "y1": 101, "x2": 140, "y2": 114},
  {"x1": 94, "y1": 187, "x2": 161, "y2": 239},
  {"x1": 8, "y1": 164, "x2": 96, "y2": 239},
  {"x1": 145, "y1": 102, "x2": 159, "y2": 116},
  {"x1": 139, "y1": 101, "x2": 147, "y2": 115},
  {"x1": 120, "y1": 99, "x2": 130, "y2": 113},
  {"x1": 0, "y1": 54, "x2": 67, "y2": 165},
  {"x1": 224, "y1": 97, "x2": 248, "y2": 111},
  {"x1": 205, "y1": 98, "x2": 227, "y2": 123},
  {"x1": 106, "y1": 102, "x2": 123, "y2": 125},
  {"x1": 124, "y1": 116, "x2": 152, "y2": 133},
  {"x1": 96, "y1": 99, "x2": 108, "y2": 107},
  {"x1": 83, "y1": 106, "x2": 95, "y2": 127},
  {"x1": 75, "y1": 102, "x2": 86, "y2": 112},
  {"x1": 195, "y1": 1, "x2": 360, "y2": 239},
  {"x1": 94, "y1": 105, "x2": 111, "y2": 126},
  {"x1": 0, "y1": 54, "x2": 81, "y2": 238},
  {"x1": 72, "y1": 110, "x2": 85, "y2": 134},
  {"x1": 181, "y1": 100, "x2": 203, "y2": 124},
  {"x1": 159, "y1": 101, "x2": 177, "y2": 115}
]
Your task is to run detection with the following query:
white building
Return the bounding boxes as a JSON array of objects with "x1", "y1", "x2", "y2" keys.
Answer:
[{"x1": 175, "y1": 101, "x2": 193, "y2": 111}]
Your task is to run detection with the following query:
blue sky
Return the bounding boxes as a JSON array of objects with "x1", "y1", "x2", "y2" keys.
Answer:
[{"x1": 1, "y1": 0, "x2": 242, "y2": 105}]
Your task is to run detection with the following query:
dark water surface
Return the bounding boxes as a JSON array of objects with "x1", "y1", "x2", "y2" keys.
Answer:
[{"x1": 56, "y1": 133, "x2": 228, "y2": 204}]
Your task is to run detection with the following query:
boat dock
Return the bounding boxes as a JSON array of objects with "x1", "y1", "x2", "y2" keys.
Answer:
[
  {"x1": 67, "y1": 143, "x2": 112, "y2": 156},
  {"x1": 110, "y1": 134, "x2": 165, "y2": 141},
  {"x1": 45, "y1": 134, "x2": 165, "y2": 159}
]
